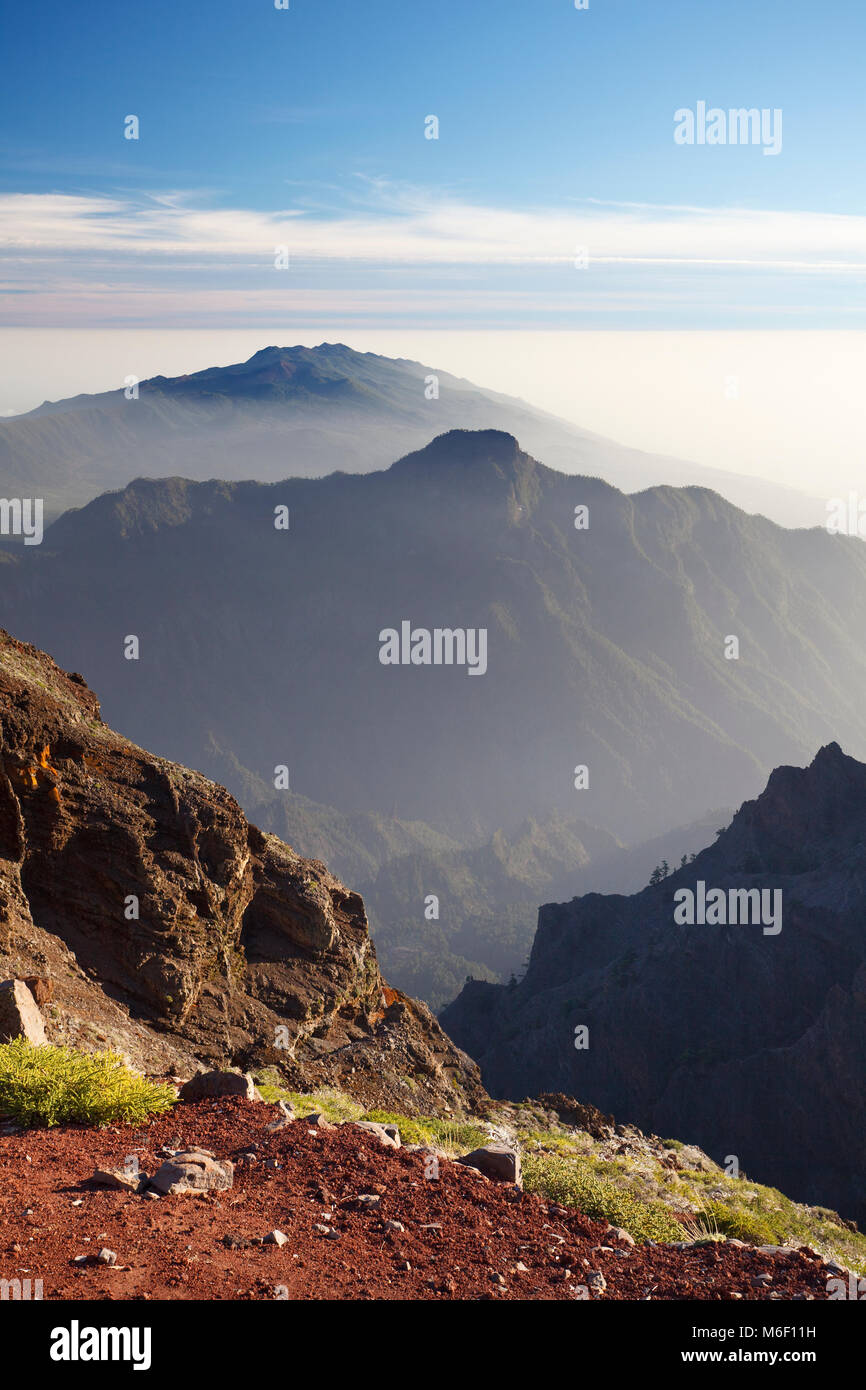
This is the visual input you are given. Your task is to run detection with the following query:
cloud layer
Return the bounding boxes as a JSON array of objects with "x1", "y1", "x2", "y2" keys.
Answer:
[{"x1": 2, "y1": 183, "x2": 865, "y2": 326}]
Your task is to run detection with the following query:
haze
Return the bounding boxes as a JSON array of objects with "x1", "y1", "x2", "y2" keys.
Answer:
[{"x1": 1, "y1": 328, "x2": 862, "y2": 504}]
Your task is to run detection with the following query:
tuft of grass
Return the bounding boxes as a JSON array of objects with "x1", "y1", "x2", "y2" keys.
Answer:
[
  {"x1": 0, "y1": 1039, "x2": 176, "y2": 1129},
  {"x1": 696, "y1": 1200, "x2": 785, "y2": 1246},
  {"x1": 679, "y1": 1201, "x2": 726, "y2": 1243},
  {"x1": 255, "y1": 1084, "x2": 366, "y2": 1124},
  {"x1": 362, "y1": 1110, "x2": 489, "y2": 1154},
  {"x1": 521, "y1": 1151, "x2": 686, "y2": 1243}
]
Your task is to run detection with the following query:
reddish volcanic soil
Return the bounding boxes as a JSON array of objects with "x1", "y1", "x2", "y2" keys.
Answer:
[{"x1": 0, "y1": 1098, "x2": 834, "y2": 1301}]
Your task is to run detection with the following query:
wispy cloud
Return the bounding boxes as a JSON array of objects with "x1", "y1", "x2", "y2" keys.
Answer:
[
  {"x1": 3, "y1": 185, "x2": 866, "y2": 268},
  {"x1": 2, "y1": 183, "x2": 865, "y2": 327}
]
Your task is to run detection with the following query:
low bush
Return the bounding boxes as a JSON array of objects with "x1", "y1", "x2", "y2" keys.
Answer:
[
  {"x1": 0, "y1": 1039, "x2": 176, "y2": 1128},
  {"x1": 521, "y1": 1152, "x2": 686, "y2": 1242}
]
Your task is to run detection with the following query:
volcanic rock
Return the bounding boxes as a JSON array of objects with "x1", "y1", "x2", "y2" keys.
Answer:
[
  {"x1": 457, "y1": 1145, "x2": 521, "y2": 1185},
  {"x1": 443, "y1": 742, "x2": 866, "y2": 1221},
  {"x1": 179, "y1": 1070, "x2": 261, "y2": 1102},
  {"x1": 91, "y1": 1166, "x2": 142, "y2": 1192},
  {"x1": 0, "y1": 630, "x2": 484, "y2": 1115},
  {"x1": 149, "y1": 1149, "x2": 234, "y2": 1195},
  {"x1": 350, "y1": 1120, "x2": 401, "y2": 1149}
]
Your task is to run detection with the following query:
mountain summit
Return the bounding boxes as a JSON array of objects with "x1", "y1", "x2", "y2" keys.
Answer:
[
  {"x1": 141, "y1": 342, "x2": 410, "y2": 403},
  {"x1": 392, "y1": 428, "x2": 526, "y2": 471}
]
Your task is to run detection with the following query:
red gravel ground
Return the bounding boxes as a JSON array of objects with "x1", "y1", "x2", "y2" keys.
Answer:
[{"x1": 0, "y1": 1098, "x2": 836, "y2": 1301}]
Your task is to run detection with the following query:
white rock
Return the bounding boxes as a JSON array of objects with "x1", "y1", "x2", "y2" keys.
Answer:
[{"x1": 0, "y1": 980, "x2": 46, "y2": 1045}]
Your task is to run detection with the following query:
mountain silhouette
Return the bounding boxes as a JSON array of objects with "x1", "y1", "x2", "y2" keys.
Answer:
[
  {"x1": 0, "y1": 344, "x2": 822, "y2": 525},
  {"x1": 442, "y1": 742, "x2": 866, "y2": 1220},
  {"x1": 3, "y1": 428, "x2": 866, "y2": 855}
]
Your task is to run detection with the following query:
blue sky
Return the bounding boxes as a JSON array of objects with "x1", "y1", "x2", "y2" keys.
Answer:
[{"x1": 1, "y1": 0, "x2": 865, "y2": 328}]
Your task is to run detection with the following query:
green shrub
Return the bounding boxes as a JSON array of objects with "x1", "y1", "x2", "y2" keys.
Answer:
[
  {"x1": 521, "y1": 1152, "x2": 685, "y2": 1243},
  {"x1": 0, "y1": 1039, "x2": 176, "y2": 1129}
]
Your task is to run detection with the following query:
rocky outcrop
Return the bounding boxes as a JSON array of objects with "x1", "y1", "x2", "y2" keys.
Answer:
[
  {"x1": 442, "y1": 743, "x2": 866, "y2": 1221},
  {"x1": 0, "y1": 978, "x2": 46, "y2": 1044},
  {"x1": 0, "y1": 630, "x2": 484, "y2": 1115}
]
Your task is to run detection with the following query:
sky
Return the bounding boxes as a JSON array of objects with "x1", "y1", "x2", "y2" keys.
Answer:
[
  {"x1": 1, "y1": 0, "x2": 864, "y2": 488},
  {"x1": 2, "y1": 0, "x2": 866, "y2": 329}
]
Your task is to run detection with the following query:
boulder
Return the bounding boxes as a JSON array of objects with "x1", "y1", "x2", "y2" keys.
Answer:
[
  {"x1": 91, "y1": 1166, "x2": 143, "y2": 1192},
  {"x1": 265, "y1": 1100, "x2": 295, "y2": 1132},
  {"x1": 607, "y1": 1225, "x2": 636, "y2": 1247},
  {"x1": 350, "y1": 1120, "x2": 401, "y2": 1149},
  {"x1": 456, "y1": 1145, "x2": 521, "y2": 1185},
  {"x1": 303, "y1": 1112, "x2": 336, "y2": 1131},
  {"x1": 148, "y1": 1148, "x2": 234, "y2": 1195},
  {"x1": 0, "y1": 980, "x2": 46, "y2": 1045},
  {"x1": 178, "y1": 1070, "x2": 261, "y2": 1102}
]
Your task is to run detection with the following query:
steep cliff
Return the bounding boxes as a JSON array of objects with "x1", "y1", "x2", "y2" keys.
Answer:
[
  {"x1": 0, "y1": 630, "x2": 483, "y2": 1115},
  {"x1": 442, "y1": 743, "x2": 866, "y2": 1220}
]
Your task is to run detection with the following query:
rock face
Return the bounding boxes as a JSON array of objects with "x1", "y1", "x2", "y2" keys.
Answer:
[
  {"x1": 442, "y1": 743, "x2": 866, "y2": 1222},
  {"x1": 0, "y1": 630, "x2": 484, "y2": 1115}
]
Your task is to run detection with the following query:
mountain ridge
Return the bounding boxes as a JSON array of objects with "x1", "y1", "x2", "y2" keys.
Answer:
[
  {"x1": 0, "y1": 343, "x2": 824, "y2": 527},
  {"x1": 4, "y1": 428, "x2": 866, "y2": 852}
]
